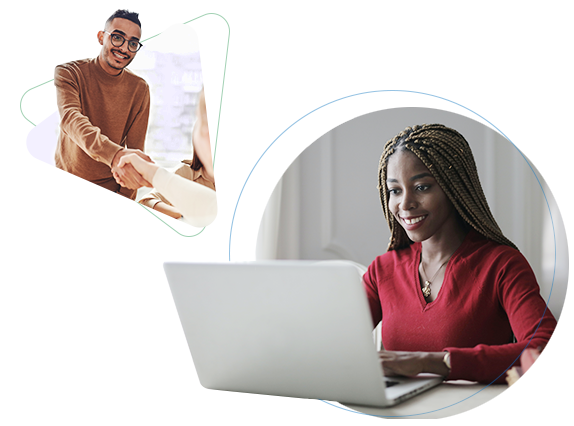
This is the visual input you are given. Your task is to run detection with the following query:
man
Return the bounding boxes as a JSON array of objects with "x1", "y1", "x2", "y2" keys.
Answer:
[{"x1": 54, "y1": 9, "x2": 152, "y2": 199}]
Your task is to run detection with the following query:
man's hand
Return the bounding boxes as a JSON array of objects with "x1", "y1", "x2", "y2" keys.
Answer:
[
  {"x1": 111, "y1": 148, "x2": 154, "y2": 189},
  {"x1": 114, "y1": 153, "x2": 159, "y2": 189},
  {"x1": 94, "y1": 206, "x2": 128, "y2": 223}
]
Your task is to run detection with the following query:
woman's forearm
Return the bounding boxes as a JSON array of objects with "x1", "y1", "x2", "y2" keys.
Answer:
[
  {"x1": 152, "y1": 167, "x2": 217, "y2": 227},
  {"x1": 379, "y1": 350, "x2": 450, "y2": 378},
  {"x1": 422, "y1": 352, "x2": 451, "y2": 377}
]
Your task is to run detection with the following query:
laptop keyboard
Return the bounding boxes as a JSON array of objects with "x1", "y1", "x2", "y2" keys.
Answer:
[{"x1": 385, "y1": 380, "x2": 399, "y2": 388}]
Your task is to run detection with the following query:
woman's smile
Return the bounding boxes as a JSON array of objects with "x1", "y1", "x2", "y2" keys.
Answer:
[{"x1": 400, "y1": 214, "x2": 428, "y2": 229}]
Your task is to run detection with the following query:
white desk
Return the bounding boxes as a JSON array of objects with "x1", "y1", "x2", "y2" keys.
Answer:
[
  {"x1": 162, "y1": 357, "x2": 508, "y2": 419},
  {"x1": 341, "y1": 381, "x2": 507, "y2": 419}
]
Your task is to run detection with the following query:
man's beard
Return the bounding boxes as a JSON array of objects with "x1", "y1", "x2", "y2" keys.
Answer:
[{"x1": 105, "y1": 47, "x2": 133, "y2": 70}]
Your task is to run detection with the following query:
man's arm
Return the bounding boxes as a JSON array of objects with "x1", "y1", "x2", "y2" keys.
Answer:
[
  {"x1": 112, "y1": 81, "x2": 152, "y2": 189},
  {"x1": 55, "y1": 64, "x2": 123, "y2": 166},
  {"x1": 56, "y1": 63, "x2": 152, "y2": 190}
]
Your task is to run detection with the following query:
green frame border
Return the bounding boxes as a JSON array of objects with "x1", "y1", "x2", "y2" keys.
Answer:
[
  {"x1": 207, "y1": 12, "x2": 231, "y2": 89},
  {"x1": 18, "y1": 11, "x2": 231, "y2": 238}
]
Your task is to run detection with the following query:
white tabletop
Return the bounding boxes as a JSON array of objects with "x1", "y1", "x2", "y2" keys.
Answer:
[
  {"x1": 162, "y1": 357, "x2": 508, "y2": 419},
  {"x1": 341, "y1": 380, "x2": 506, "y2": 419}
]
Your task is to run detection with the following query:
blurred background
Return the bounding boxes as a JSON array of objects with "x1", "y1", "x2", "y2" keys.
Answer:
[{"x1": 256, "y1": 107, "x2": 568, "y2": 319}]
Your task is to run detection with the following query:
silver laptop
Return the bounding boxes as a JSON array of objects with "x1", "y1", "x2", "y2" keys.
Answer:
[{"x1": 163, "y1": 260, "x2": 442, "y2": 407}]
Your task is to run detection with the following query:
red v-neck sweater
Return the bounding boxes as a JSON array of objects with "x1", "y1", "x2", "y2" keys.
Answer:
[{"x1": 363, "y1": 229, "x2": 557, "y2": 384}]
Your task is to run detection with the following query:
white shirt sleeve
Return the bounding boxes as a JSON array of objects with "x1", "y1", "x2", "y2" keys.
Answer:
[{"x1": 152, "y1": 167, "x2": 217, "y2": 227}]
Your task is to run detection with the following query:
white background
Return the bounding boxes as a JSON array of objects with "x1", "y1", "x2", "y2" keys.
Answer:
[{"x1": 2, "y1": 1, "x2": 572, "y2": 424}]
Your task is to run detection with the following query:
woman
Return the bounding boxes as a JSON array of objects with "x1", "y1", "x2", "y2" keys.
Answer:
[
  {"x1": 363, "y1": 124, "x2": 556, "y2": 384},
  {"x1": 115, "y1": 87, "x2": 217, "y2": 228},
  {"x1": 137, "y1": 88, "x2": 216, "y2": 220}
]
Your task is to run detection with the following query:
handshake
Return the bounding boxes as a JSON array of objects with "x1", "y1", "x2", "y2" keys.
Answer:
[{"x1": 111, "y1": 148, "x2": 160, "y2": 190}]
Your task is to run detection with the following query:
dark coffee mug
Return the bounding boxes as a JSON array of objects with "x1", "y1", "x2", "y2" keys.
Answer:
[{"x1": 60, "y1": 195, "x2": 84, "y2": 225}]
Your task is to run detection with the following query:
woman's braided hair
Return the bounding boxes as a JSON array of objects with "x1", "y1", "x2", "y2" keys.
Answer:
[{"x1": 378, "y1": 123, "x2": 517, "y2": 251}]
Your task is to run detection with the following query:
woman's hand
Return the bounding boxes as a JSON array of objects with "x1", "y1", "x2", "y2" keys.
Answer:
[
  {"x1": 378, "y1": 350, "x2": 450, "y2": 377},
  {"x1": 116, "y1": 153, "x2": 160, "y2": 186},
  {"x1": 111, "y1": 148, "x2": 154, "y2": 189},
  {"x1": 153, "y1": 201, "x2": 183, "y2": 220}
]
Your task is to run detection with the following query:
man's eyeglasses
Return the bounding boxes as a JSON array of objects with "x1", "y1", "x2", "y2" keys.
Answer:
[{"x1": 104, "y1": 31, "x2": 143, "y2": 53}]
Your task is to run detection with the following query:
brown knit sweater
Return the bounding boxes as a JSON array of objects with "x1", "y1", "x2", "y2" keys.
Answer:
[{"x1": 54, "y1": 57, "x2": 150, "y2": 199}]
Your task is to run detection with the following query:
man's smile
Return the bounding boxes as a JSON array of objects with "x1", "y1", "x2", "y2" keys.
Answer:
[{"x1": 112, "y1": 50, "x2": 130, "y2": 60}]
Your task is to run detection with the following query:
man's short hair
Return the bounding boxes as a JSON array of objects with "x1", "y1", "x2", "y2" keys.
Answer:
[{"x1": 105, "y1": 9, "x2": 141, "y2": 29}]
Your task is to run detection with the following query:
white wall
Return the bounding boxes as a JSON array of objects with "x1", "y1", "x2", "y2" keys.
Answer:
[{"x1": 257, "y1": 107, "x2": 568, "y2": 319}]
